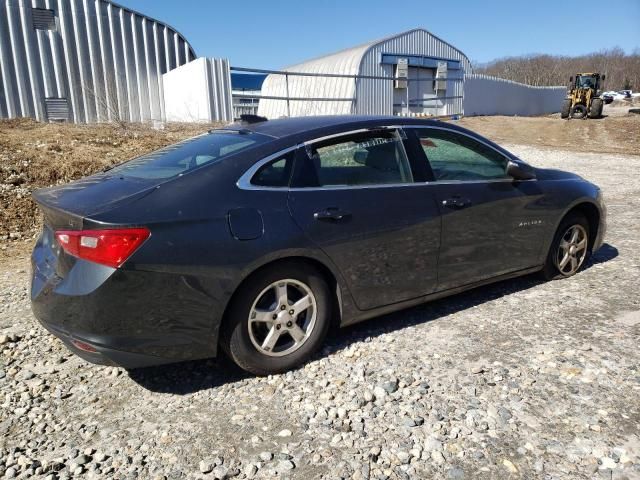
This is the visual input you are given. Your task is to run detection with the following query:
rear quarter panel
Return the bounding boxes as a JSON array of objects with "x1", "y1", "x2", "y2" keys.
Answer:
[{"x1": 87, "y1": 158, "x2": 361, "y2": 335}]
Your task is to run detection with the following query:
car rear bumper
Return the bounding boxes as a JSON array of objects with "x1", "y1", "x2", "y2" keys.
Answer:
[
  {"x1": 31, "y1": 249, "x2": 223, "y2": 369},
  {"x1": 35, "y1": 319, "x2": 177, "y2": 368}
]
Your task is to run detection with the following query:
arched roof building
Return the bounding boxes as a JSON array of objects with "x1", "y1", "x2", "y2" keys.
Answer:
[
  {"x1": 0, "y1": 0, "x2": 195, "y2": 122},
  {"x1": 257, "y1": 28, "x2": 472, "y2": 118}
]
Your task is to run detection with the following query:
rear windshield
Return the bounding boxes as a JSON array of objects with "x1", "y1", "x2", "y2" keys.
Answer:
[{"x1": 107, "y1": 130, "x2": 268, "y2": 179}]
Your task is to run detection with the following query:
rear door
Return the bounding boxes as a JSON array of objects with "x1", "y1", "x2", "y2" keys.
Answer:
[
  {"x1": 405, "y1": 127, "x2": 545, "y2": 291},
  {"x1": 287, "y1": 128, "x2": 441, "y2": 311}
]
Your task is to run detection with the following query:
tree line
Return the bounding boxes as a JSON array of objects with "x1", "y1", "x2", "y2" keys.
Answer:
[{"x1": 474, "y1": 48, "x2": 640, "y2": 91}]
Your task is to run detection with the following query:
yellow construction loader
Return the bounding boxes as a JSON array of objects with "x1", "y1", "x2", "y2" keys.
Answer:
[{"x1": 561, "y1": 73, "x2": 605, "y2": 119}]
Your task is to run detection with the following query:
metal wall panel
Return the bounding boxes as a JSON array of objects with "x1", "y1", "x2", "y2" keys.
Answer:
[
  {"x1": 463, "y1": 74, "x2": 566, "y2": 116},
  {"x1": 0, "y1": 0, "x2": 195, "y2": 123}
]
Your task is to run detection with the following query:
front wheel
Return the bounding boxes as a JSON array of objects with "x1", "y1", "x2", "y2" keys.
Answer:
[
  {"x1": 542, "y1": 212, "x2": 590, "y2": 280},
  {"x1": 221, "y1": 262, "x2": 331, "y2": 376},
  {"x1": 589, "y1": 98, "x2": 603, "y2": 118},
  {"x1": 570, "y1": 104, "x2": 587, "y2": 119}
]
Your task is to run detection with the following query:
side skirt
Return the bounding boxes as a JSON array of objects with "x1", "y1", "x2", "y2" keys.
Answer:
[{"x1": 340, "y1": 265, "x2": 543, "y2": 327}]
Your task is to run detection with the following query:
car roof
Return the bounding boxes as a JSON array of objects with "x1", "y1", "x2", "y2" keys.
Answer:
[
  {"x1": 218, "y1": 115, "x2": 517, "y2": 162},
  {"x1": 222, "y1": 115, "x2": 447, "y2": 139}
]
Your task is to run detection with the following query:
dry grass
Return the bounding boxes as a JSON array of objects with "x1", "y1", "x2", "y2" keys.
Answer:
[{"x1": 0, "y1": 118, "x2": 218, "y2": 246}]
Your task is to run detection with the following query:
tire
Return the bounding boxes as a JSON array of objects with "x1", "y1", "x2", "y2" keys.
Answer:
[
  {"x1": 541, "y1": 212, "x2": 590, "y2": 280},
  {"x1": 220, "y1": 261, "x2": 331, "y2": 376},
  {"x1": 560, "y1": 100, "x2": 571, "y2": 119},
  {"x1": 589, "y1": 98, "x2": 603, "y2": 118},
  {"x1": 570, "y1": 104, "x2": 587, "y2": 119}
]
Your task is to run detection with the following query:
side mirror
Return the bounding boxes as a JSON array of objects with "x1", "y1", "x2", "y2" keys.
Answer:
[
  {"x1": 602, "y1": 74, "x2": 606, "y2": 81},
  {"x1": 507, "y1": 160, "x2": 536, "y2": 181}
]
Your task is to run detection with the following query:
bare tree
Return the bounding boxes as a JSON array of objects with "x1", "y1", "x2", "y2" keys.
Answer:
[
  {"x1": 82, "y1": 73, "x2": 130, "y2": 128},
  {"x1": 475, "y1": 48, "x2": 640, "y2": 90}
]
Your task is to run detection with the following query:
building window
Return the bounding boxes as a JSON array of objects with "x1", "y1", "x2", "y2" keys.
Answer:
[{"x1": 32, "y1": 8, "x2": 56, "y2": 30}]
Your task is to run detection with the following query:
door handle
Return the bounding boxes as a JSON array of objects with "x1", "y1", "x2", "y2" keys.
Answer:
[
  {"x1": 313, "y1": 207, "x2": 352, "y2": 221},
  {"x1": 442, "y1": 197, "x2": 472, "y2": 209}
]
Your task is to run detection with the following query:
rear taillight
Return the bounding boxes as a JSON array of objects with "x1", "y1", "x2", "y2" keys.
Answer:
[{"x1": 55, "y1": 228, "x2": 150, "y2": 268}]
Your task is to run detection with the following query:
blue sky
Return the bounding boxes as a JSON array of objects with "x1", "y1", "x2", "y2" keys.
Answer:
[{"x1": 122, "y1": 0, "x2": 640, "y2": 68}]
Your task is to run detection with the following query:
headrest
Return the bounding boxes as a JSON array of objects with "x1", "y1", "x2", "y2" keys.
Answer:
[{"x1": 365, "y1": 140, "x2": 399, "y2": 172}]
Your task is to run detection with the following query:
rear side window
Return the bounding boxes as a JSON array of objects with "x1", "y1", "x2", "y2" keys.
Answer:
[
  {"x1": 294, "y1": 131, "x2": 413, "y2": 187},
  {"x1": 251, "y1": 152, "x2": 294, "y2": 187},
  {"x1": 107, "y1": 131, "x2": 268, "y2": 180},
  {"x1": 416, "y1": 129, "x2": 508, "y2": 181}
]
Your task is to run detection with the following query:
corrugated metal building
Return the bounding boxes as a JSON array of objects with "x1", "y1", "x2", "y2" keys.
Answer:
[
  {"x1": 0, "y1": 0, "x2": 195, "y2": 123},
  {"x1": 257, "y1": 28, "x2": 472, "y2": 118}
]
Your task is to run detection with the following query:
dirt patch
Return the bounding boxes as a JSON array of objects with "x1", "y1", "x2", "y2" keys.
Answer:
[
  {"x1": 0, "y1": 119, "x2": 218, "y2": 252},
  {"x1": 454, "y1": 109, "x2": 640, "y2": 156}
]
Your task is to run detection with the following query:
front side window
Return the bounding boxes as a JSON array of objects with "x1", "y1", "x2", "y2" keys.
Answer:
[
  {"x1": 294, "y1": 131, "x2": 413, "y2": 187},
  {"x1": 107, "y1": 130, "x2": 268, "y2": 180},
  {"x1": 415, "y1": 129, "x2": 508, "y2": 181}
]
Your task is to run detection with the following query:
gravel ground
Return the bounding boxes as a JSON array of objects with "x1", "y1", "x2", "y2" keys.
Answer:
[{"x1": 1, "y1": 144, "x2": 639, "y2": 480}]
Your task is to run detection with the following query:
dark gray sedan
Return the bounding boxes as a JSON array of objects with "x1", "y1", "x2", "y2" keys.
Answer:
[{"x1": 31, "y1": 115, "x2": 606, "y2": 375}]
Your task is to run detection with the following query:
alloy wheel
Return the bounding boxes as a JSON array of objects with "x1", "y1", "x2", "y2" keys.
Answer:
[
  {"x1": 247, "y1": 279, "x2": 317, "y2": 357},
  {"x1": 555, "y1": 224, "x2": 588, "y2": 276}
]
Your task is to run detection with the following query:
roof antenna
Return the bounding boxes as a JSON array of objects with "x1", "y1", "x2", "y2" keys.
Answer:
[{"x1": 239, "y1": 114, "x2": 268, "y2": 124}]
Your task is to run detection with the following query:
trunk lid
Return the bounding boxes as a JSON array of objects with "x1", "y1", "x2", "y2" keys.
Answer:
[{"x1": 33, "y1": 173, "x2": 160, "y2": 222}]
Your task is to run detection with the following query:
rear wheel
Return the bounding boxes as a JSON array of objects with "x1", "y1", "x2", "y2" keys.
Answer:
[
  {"x1": 570, "y1": 104, "x2": 587, "y2": 119},
  {"x1": 560, "y1": 100, "x2": 571, "y2": 119},
  {"x1": 542, "y1": 212, "x2": 590, "y2": 280},
  {"x1": 589, "y1": 98, "x2": 603, "y2": 118},
  {"x1": 221, "y1": 262, "x2": 331, "y2": 376}
]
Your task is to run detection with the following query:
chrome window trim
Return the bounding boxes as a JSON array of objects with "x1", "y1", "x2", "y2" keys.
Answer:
[
  {"x1": 236, "y1": 125, "x2": 536, "y2": 192},
  {"x1": 301, "y1": 128, "x2": 371, "y2": 146},
  {"x1": 287, "y1": 177, "x2": 525, "y2": 192},
  {"x1": 237, "y1": 126, "x2": 413, "y2": 191}
]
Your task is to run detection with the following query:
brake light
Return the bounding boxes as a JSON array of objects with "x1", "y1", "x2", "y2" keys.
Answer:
[{"x1": 55, "y1": 228, "x2": 150, "y2": 268}]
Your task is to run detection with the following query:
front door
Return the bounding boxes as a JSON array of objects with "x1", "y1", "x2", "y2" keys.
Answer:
[
  {"x1": 287, "y1": 129, "x2": 441, "y2": 311},
  {"x1": 406, "y1": 127, "x2": 545, "y2": 291}
]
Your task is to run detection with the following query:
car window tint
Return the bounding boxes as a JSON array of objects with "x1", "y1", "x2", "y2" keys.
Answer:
[
  {"x1": 107, "y1": 131, "x2": 268, "y2": 180},
  {"x1": 417, "y1": 129, "x2": 508, "y2": 181},
  {"x1": 251, "y1": 153, "x2": 294, "y2": 187},
  {"x1": 297, "y1": 132, "x2": 413, "y2": 187}
]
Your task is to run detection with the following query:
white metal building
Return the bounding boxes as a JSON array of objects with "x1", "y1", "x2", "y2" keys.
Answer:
[
  {"x1": 257, "y1": 28, "x2": 472, "y2": 118},
  {"x1": 0, "y1": 0, "x2": 196, "y2": 123},
  {"x1": 163, "y1": 57, "x2": 233, "y2": 123}
]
